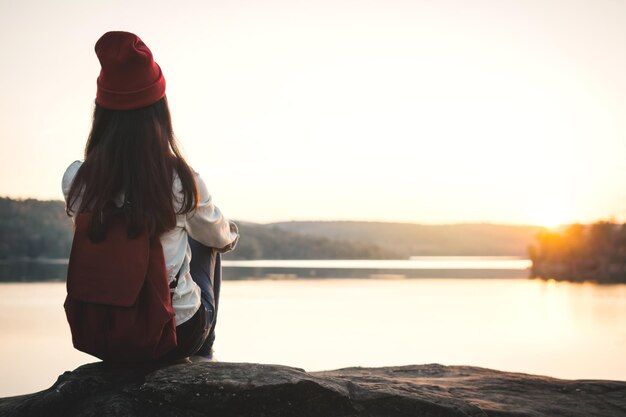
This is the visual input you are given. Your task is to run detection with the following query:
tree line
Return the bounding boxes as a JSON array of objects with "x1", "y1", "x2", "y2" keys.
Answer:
[
  {"x1": 0, "y1": 197, "x2": 395, "y2": 260},
  {"x1": 528, "y1": 221, "x2": 626, "y2": 283},
  {"x1": 0, "y1": 198, "x2": 73, "y2": 259}
]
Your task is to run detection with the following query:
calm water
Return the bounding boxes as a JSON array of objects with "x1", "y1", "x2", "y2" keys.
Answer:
[
  {"x1": 0, "y1": 256, "x2": 531, "y2": 282},
  {"x1": 1, "y1": 276, "x2": 625, "y2": 397}
]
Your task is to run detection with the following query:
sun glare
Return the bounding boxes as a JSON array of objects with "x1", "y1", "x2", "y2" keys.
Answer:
[
  {"x1": 542, "y1": 219, "x2": 563, "y2": 230},
  {"x1": 535, "y1": 209, "x2": 568, "y2": 229}
]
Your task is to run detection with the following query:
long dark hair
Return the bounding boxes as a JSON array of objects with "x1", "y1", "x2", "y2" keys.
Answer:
[{"x1": 66, "y1": 95, "x2": 198, "y2": 241}]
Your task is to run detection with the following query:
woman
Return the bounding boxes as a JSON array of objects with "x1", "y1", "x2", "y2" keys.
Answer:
[{"x1": 62, "y1": 31, "x2": 238, "y2": 363}]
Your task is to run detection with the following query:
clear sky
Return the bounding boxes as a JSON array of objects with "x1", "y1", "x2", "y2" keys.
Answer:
[{"x1": 0, "y1": 0, "x2": 624, "y2": 226}]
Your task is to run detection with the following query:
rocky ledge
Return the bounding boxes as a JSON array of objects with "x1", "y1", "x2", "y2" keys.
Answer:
[{"x1": 0, "y1": 362, "x2": 625, "y2": 417}]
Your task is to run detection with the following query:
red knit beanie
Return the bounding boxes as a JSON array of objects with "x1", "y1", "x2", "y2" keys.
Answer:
[{"x1": 95, "y1": 31, "x2": 166, "y2": 110}]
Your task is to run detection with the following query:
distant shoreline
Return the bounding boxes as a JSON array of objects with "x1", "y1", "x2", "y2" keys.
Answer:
[
  {"x1": 0, "y1": 258, "x2": 69, "y2": 264},
  {"x1": 0, "y1": 256, "x2": 536, "y2": 283},
  {"x1": 0, "y1": 197, "x2": 542, "y2": 261}
]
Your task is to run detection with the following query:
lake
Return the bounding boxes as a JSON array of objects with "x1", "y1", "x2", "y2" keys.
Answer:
[
  {"x1": 0, "y1": 256, "x2": 531, "y2": 282},
  {"x1": 1, "y1": 258, "x2": 625, "y2": 398}
]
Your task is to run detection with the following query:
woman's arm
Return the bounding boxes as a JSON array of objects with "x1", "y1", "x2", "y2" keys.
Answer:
[{"x1": 184, "y1": 171, "x2": 239, "y2": 253}]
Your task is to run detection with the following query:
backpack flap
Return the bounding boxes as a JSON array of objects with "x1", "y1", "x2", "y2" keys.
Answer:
[{"x1": 67, "y1": 212, "x2": 149, "y2": 306}]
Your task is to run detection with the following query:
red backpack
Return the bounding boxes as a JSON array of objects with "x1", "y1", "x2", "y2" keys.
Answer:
[{"x1": 64, "y1": 211, "x2": 177, "y2": 363}]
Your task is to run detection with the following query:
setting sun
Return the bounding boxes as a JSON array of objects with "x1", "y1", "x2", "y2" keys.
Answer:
[{"x1": 536, "y1": 210, "x2": 567, "y2": 229}]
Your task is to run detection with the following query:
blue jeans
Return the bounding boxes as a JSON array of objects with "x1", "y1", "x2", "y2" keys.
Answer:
[{"x1": 188, "y1": 236, "x2": 221, "y2": 356}]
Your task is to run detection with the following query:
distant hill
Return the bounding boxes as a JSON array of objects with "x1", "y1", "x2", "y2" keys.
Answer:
[
  {"x1": 0, "y1": 197, "x2": 544, "y2": 260},
  {"x1": 230, "y1": 221, "x2": 397, "y2": 260},
  {"x1": 0, "y1": 197, "x2": 396, "y2": 260},
  {"x1": 270, "y1": 221, "x2": 545, "y2": 257}
]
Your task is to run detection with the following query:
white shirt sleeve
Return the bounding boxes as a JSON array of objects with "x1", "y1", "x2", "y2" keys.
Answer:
[
  {"x1": 184, "y1": 171, "x2": 239, "y2": 253},
  {"x1": 61, "y1": 160, "x2": 84, "y2": 204}
]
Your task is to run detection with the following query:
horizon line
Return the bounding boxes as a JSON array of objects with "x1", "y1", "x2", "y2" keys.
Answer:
[{"x1": 2, "y1": 194, "x2": 623, "y2": 228}]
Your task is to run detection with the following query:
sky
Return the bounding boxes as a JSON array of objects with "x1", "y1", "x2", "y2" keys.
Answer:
[{"x1": 0, "y1": 0, "x2": 624, "y2": 226}]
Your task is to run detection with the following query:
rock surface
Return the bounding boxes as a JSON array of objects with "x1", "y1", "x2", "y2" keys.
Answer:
[{"x1": 0, "y1": 361, "x2": 625, "y2": 417}]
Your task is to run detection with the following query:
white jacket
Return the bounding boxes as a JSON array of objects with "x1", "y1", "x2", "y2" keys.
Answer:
[{"x1": 61, "y1": 160, "x2": 239, "y2": 326}]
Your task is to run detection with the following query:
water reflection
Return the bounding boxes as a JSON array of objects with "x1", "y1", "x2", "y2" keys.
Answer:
[
  {"x1": 0, "y1": 260, "x2": 68, "y2": 282},
  {"x1": 0, "y1": 278, "x2": 625, "y2": 397}
]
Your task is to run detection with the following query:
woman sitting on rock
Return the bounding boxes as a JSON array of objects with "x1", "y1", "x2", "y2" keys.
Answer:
[{"x1": 62, "y1": 31, "x2": 238, "y2": 364}]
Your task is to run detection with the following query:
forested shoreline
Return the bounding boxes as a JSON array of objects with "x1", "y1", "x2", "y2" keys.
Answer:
[
  {"x1": 0, "y1": 197, "x2": 396, "y2": 260},
  {"x1": 528, "y1": 221, "x2": 626, "y2": 283},
  {"x1": 0, "y1": 198, "x2": 73, "y2": 259},
  {"x1": 1, "y1": 197, "x2": 540, "y2": 260},
  {"x1": 2, "y1": 197, "x2": 625, "y2": 282}
]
